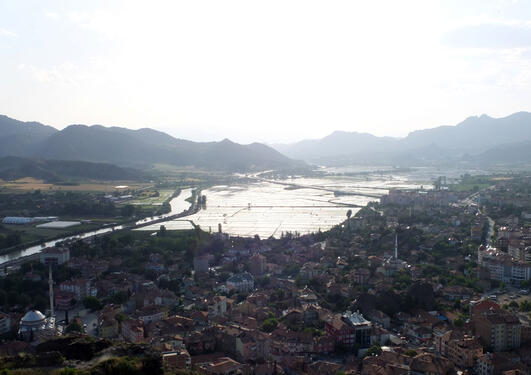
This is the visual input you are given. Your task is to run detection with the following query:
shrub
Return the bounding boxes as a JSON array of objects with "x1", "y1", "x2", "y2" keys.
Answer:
[{"x1": 260, "y1": 318, "x2": 278, "y2": 333}]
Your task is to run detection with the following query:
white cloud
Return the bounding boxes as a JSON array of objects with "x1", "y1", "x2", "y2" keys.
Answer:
[
  {"x1": 4, "y1": 1, "x2": 531, "y2": 142},
  {"x1": 18, "y1": 62, "x2": 84, "y2": 85},
  {"x1": 443, "y1": 21, "x2": 531, "y2": 49},
  {"x1": 0, "y1": 28, "x2": 17, "y2": 37},
  {"x1": 45, "y1": 11, "x2": 60, "y2": 20}
]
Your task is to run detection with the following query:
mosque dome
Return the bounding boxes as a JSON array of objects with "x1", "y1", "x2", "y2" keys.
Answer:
[{"x1": 19, "y1": 310, "x2": 46, "y2": 332}]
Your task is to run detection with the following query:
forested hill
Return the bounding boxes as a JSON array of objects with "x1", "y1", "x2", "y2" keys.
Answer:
[
  {"x1": 0, "y1": 115, "x2": 303, "y2": 172},
  {"x1": 0, "y1": 156, "x2": 145, "y2": 182}
]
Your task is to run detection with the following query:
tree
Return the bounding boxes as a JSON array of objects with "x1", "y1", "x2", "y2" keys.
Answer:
[
  {"x1": 120, "y1": 204, "x2": 135, "y2": 217},
  {"x1": 83, "y1": 296, "x2": 103, "y2": 311},
  {"x1": 115, "y1": 313, "x2": 126, "y2": 323},
  {"x1": 108, "y1": 290, "x2": 129, "y2": 304},
  {"x1": 519, "y1": 300, "x2": 531, "y2": 312},
  {"x1": 365, "y1": 344, "x2": 382, "y2": 357},
  {"x1": 65, "y1": 320, "x2": 82, "y2": 333},
  {"x1": 261, "y1": 318, "x2": 279, "y2": 332}
]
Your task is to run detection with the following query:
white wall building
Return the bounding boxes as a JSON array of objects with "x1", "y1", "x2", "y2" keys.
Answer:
[
  {"x1": 226, "y1": 272, "x2": 254, "y2": 293},
  {"x1": 40, "y1": 247, "x2": 70, "y2": 265}
]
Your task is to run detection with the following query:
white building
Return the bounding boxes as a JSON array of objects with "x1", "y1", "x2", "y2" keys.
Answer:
[
  {"x1": 226, "y1": 272, "x2": 254, "y2": 293},
  {"x1": 478, "y1": 246, "x2": 531, "y2": 284},
  {"x1": 2, "y1": 217, "x2": 34, "y2": 225},
  {"x1": 40, "y1": 247, "x2": 70, "y2": 265},
  {"x1": 18, "y1": 309, "x2": 56, "y2": 342},
  {"x1": 59, "y1": 278, "x2": 96, "y2": 299}
]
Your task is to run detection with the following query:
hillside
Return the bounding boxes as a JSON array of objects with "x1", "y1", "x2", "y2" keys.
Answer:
[
  {"x1": 274, "y1": 112, "x2": 531, "y2": 166},
  {"x1": 402, "y1": 112, "x2": 531, "y2": 153},
  {"x1": 0, "y1": 115, "x2": 303, "y2": 172},
  {"x1": 274, "y1": 131, "x2": 400, "y2": 160},
  {"x1": 478, "y1": 141, "x2": 531, "y2": 166},
  {"x1": 0, "y1": 115, "x2": 57, "y2": 157},
  {"x1": 0, "y1": 156, "x2": 145, "y2": 182}
]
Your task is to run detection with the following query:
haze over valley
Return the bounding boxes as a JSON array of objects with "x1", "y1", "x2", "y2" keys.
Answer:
[
  {"x1": 3, "y1": 2, "x2": 531, "y2": 374},
  {"x1": 273, "y1": 112, "x2": 531, "y2": 167},
  {"x1": 3, "y1": 111, "x2": 531, "y2": 175}
]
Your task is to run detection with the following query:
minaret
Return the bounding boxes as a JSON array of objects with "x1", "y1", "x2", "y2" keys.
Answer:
[
  {"x1": 394, "y1": 233, "x2": 398, "y2": 259},
  {"x1": 48, "y1": 264, "x2": 54, "y2": 317}
]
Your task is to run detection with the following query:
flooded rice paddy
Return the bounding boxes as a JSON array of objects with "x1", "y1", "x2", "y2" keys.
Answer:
[{"x1": 138, "y1": 172, "x2": 430, "y2": 238}]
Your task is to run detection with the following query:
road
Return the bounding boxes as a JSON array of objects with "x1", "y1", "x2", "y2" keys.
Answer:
[
  {"x1": 249, "y1": 175, "x2": 382, "y2": 199},
  {"x1": 56, "y1": 307, "x2": 98, "y2": 336},
  {"x1": 455, "y1": 190, "x2": 495, "y2": 247}
]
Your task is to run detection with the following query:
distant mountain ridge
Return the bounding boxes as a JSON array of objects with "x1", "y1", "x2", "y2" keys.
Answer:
[
  {"x1": 274, "y1": 131, "x2": 400, "y2": 159},
  {"x1": 0, "y1": 115, "x2": 302, "y2": 172},
  {"x1": 273, "y1": 112, "x2": 531, "y2": 166},
  {"x1": 0, "y1": 115, "x2": 58, "y2": 158}
]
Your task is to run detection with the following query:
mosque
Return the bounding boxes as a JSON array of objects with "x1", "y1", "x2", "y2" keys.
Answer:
[
  {"x1": 379, "y1": 234, "x2": 410, "y2": 277},
  {"x1": 18, "y1": 259, "x2": 60, "y2": 343},
  {"x1": 18, "y1": 309, "x2": 57, "y2": 342}
]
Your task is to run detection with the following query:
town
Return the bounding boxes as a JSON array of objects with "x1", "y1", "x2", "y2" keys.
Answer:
[{"x1": 1, "y1": 173, "x2": 530, "y2": 375}]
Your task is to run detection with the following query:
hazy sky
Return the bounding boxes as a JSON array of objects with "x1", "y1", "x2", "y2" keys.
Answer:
[{"x1": 2, "y1": 1, "x2": 531, "y2": 144}]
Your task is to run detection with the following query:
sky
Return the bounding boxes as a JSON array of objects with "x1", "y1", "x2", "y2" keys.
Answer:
[{"x1": 1, "y1": 0, "x2": 531, "y2": 144}]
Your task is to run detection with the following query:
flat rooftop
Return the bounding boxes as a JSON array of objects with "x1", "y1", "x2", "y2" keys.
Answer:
[
  {"x1": 343, "y1": 311, "x2": 371, "y2": 326},
  {"x1": 36, "y1": 221, "x2": 81, "y2": 229}
]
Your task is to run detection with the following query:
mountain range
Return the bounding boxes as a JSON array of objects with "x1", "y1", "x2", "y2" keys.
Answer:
[
  {"x1": 273, "y1": 112, "x2": 531, "y2": 166},
  {"x1": 0, "y1": 115, "x2": 301, "y2": 172},
  {"x1": 2, "y1": 111, "x2": 531, "y2": 173}
]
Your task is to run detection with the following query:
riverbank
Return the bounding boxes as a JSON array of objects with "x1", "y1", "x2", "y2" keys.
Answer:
[{"x1": 0, "y1": 188, "x2": 197, "y2": 266}]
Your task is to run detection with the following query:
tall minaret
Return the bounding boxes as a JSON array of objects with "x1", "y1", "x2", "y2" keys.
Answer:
[
  {"x1": 48, "y1": 264, "x2": 54, "y2": 317},
  {"x1": 394, "y1": 233, "x2": 398, "y2": 259}
]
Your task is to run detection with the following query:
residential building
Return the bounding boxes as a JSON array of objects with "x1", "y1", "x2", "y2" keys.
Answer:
[
  {"x1": 325, "y1": 311, "x2": 371, "y2": 349},
  {"x1": 476, "y1": 352, "x2": 522, "y2": 375},
  {"x1": 248, "y1": 254, "x2": 266, "y2": 276},
  {"x1": 40, "y1": 247, "x2": 70, "y2": 265},
  {"x1": 209, "y1": 295, "x2": 228, "y2": 317},
  {"x1": 366, "y1": 309, "x2": 391, "y2": 329},
  {"x1": 410, "y1": 353, "x2": 455, "y2": 375},
  {"x1": 59, "y1": 278, "x2": 96, "y2": 300},
  {"x1": 352, "y1": 268, "x2": 370, "y2": 284},
  {"x1": 226, "y1": 272, "x2": 254, "y2": 293},
  {"x1": 446, "y1": 335, "x2": 483, "y2": 368},
  {"x1": 121, "y1": 319, "x2": 144, "y2": 343},
  {"x1": 199, "y1": 357, "x2": 246, "y2": 375},
  {"x1": 478, "y1": 246, "x2": 531, "y2": 284},
  {"x1": 98, "y1": 304, "x2": 122, "y2": 339},
  {"x1": 135, "y1": 305, "x2": 167, "y2": 324},
  {"x1": 473, "y1": 310, "x2": 521, "y2": 352},
  {"x1": 54, "y1": 290, "x2": 75, "y2": 311},
  {"x1": 193, "y1": 255, "x2": 210, "y2": 273},
  {"x1": 162, "y1": 349, "x2": 191, "y2": 371}
]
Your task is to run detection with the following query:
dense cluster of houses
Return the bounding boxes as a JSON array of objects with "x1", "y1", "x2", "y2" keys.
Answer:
[{"x1": 1, "y1": 181, "x2": 531, "y2": 375}]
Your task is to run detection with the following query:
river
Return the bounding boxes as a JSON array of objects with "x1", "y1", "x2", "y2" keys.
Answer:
[
  {"x1": 0, "y1": 188, "x2": 193, "y2": 266},
  {"x1": 1, "y1": 166, "x2": 454, "y2": 264}
]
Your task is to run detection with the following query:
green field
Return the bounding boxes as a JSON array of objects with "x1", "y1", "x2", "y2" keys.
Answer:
[
  {"x1": 448, "y1": 182, "x2": 492, "y2": 192},
  {"x1": 448, "y1": 175, "x2": 494, "y2": 192},
  {"x1": 128, "y1": 189, "x2": 174, "y2": 206}
]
